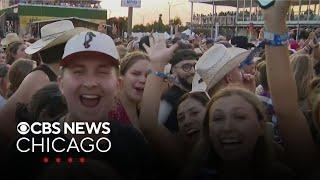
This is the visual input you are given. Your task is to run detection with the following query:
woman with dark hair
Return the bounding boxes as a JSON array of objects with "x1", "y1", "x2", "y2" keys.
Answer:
[
  {"x1": 177, "y1": 92, "x2": 210, "y2": 147},
  {"x1": 139, "y1": 37, "x2": 212, "y2": 176},
  {"x1": 5, "y1": 41, "x2": 27, "y2": 65},
  {"x1": 141, "y1": 90, "x2": 209, "y2": 177}
]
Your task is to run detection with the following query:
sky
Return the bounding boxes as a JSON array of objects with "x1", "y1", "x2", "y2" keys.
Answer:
[
  {"x1": 100, "y1": 0, "x2": 314, "y2": 25},
  {"x1": 100, "y1": 0, "x2": 236, "y2": 25}
]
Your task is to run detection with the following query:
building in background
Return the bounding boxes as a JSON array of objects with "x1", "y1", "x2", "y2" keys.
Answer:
[
  {"x1": 1, "y1": 0, "x2": 102, "y2": 8},
  {"x1": 189, "y1": 0, "x2": 320, "y2": 39},
  {"x1": 0, "y1": 0, "x2": 106, "y2": 37},
  {"x1": 0, "y1": 0, "x2": 9, "y2": 9}
]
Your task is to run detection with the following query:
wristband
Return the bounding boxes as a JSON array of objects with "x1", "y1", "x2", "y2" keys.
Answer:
[
  {"x1": 147, "y1": 69, "x2": 169, "y2": 79},
  {"x1": 263, "y1": 31, "x2": 289, "y2": 47},
  {"x1": 147, "y1": 69, "x2": 179, "y2": 84}
]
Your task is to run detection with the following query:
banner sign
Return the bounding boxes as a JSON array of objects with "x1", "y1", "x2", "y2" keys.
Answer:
[{"x1": 121, "y1": 0, "x2": 141, "y2": 8}]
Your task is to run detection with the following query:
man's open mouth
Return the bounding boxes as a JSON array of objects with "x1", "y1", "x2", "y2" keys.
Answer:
[{"x1": 80, "y1": 94, "x2": 101, "y2": 108}]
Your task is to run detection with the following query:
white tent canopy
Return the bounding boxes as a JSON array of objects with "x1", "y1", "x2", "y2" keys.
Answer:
[
  {"x1": 182, "y1": 29, "x2": 192, "y2": 36},
  {"x1": 182, "y1": 28, "x2": 196, "y2": 38},
  {"x1": 164, "y1": 32, "x2": 171, "y2": 39},
  {"x1": 189, "y1": 0, "x2": 320, "y2": 8}
]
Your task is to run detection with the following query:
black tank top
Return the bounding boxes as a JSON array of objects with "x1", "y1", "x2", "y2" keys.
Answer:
[{"x1": 31, "y1": 64, "x2": 57, "y2": 82}]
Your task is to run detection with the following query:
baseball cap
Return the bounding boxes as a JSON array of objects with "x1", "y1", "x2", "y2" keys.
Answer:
[{"x1": 61, "y1": 31, "x2": 120, "y2": 67}]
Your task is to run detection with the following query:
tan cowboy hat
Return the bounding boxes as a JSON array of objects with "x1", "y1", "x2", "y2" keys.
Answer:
[
  {"x1": 195, "y1": 44, "x2": 250, "y2": 91},
  {"x1": 1, "y1": 33, "x2": 22, "y2": 48},
  {"x1": 25, "y1": 20, "x2": 89, "y2": 55},
  {"x1": 190, "y1": 72, "x2": 207, "y2": 93},
  {"x1": 190, "y1": 72, "x2": 210, "y2": 99}
]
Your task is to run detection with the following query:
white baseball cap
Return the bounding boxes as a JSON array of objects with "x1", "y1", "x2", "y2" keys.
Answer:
[{"x1": 61, "y1": 31, "x2": 120, "y2": 66}]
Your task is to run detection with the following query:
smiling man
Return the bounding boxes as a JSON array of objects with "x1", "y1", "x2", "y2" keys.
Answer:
[
  {"x1": 3, "y1": 31, "x2": 154, "y2": 180},
  {"x1": 58, "y1": 31, "x2": 119, "y2": 123},
  {"x1": 158, "y1": 49, "x2": 198, "y2": 133},
  {"x1": 58, "y1": 31, "x2": 154, "y2": 179}
]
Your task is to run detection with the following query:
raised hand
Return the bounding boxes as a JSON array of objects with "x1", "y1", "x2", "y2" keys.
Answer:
[
  {"x1": 263, "y1": 0, "x2": 319, "y2": 171},
  {"x1": 143, "y1": 36, "x2": 178, "y2": 66},
  {"x1": 263, "y1": 0, "x2": 291, "y2": 34},
  {"x1": 263, "y1": 0, "x2": 291, "y2": 20}
]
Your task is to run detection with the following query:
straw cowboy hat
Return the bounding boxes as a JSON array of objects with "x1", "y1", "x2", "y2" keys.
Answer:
[
  {"x1": 190, "y1": 72, "x2": 210, "y2": 99},
  {"x1": 195, "y1": 44, "x2": 250, "y2": 91},
  {"x1": 1, "y1": 33, "x2": 22, "y2": 48},
  {"x1": 190, "y1": 72, "x2": 207, "y2": 93},
  {"x1": 25, "y1": 20, "x2": 89, "y2": 55}
]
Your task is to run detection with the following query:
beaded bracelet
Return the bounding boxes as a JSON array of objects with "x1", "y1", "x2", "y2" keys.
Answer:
[{"x1": 147, "y1": 69, "x2": 167, "y2": 78}]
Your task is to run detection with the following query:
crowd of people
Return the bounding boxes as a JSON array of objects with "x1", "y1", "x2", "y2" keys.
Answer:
[
  {"x1": 0, "y1": 1, "x2": 320, "y2": 179},
  {"x1": 193, "y1": 7, "x2": 319, "y2": 26}
]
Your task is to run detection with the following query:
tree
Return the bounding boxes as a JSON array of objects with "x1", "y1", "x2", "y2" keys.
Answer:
[
  {"x1": 118, "y1": 17, "x2": 128, "y2": 35},
  {"x1": 173, "y1": 16, "x2": 182, "y2": 26},
  {"x1": 133, "y1": 24, "x2": 145, "y2": 32},
  {"x1": 132, "y1": 14, "x2": 171, "y2": 33}
]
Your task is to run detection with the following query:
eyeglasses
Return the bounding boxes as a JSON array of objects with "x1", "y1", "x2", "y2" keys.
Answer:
[{"x1": 175, "y1": 63, "x2": 196, "y2": 72}]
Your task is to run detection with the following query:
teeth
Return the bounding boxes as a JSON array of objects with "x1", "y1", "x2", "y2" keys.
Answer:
[{"x1": 81, "y1": 95, "x2": 99, "y2": 99}]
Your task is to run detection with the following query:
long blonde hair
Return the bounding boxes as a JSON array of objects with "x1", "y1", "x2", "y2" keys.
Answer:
[{"x1": 290, "y1": 54, "x2": 314, "y2": 101}]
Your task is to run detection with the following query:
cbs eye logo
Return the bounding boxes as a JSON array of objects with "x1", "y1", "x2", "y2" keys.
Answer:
[{"x1": 17, "y1": 122, "x2": 30, "y2": 135}]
